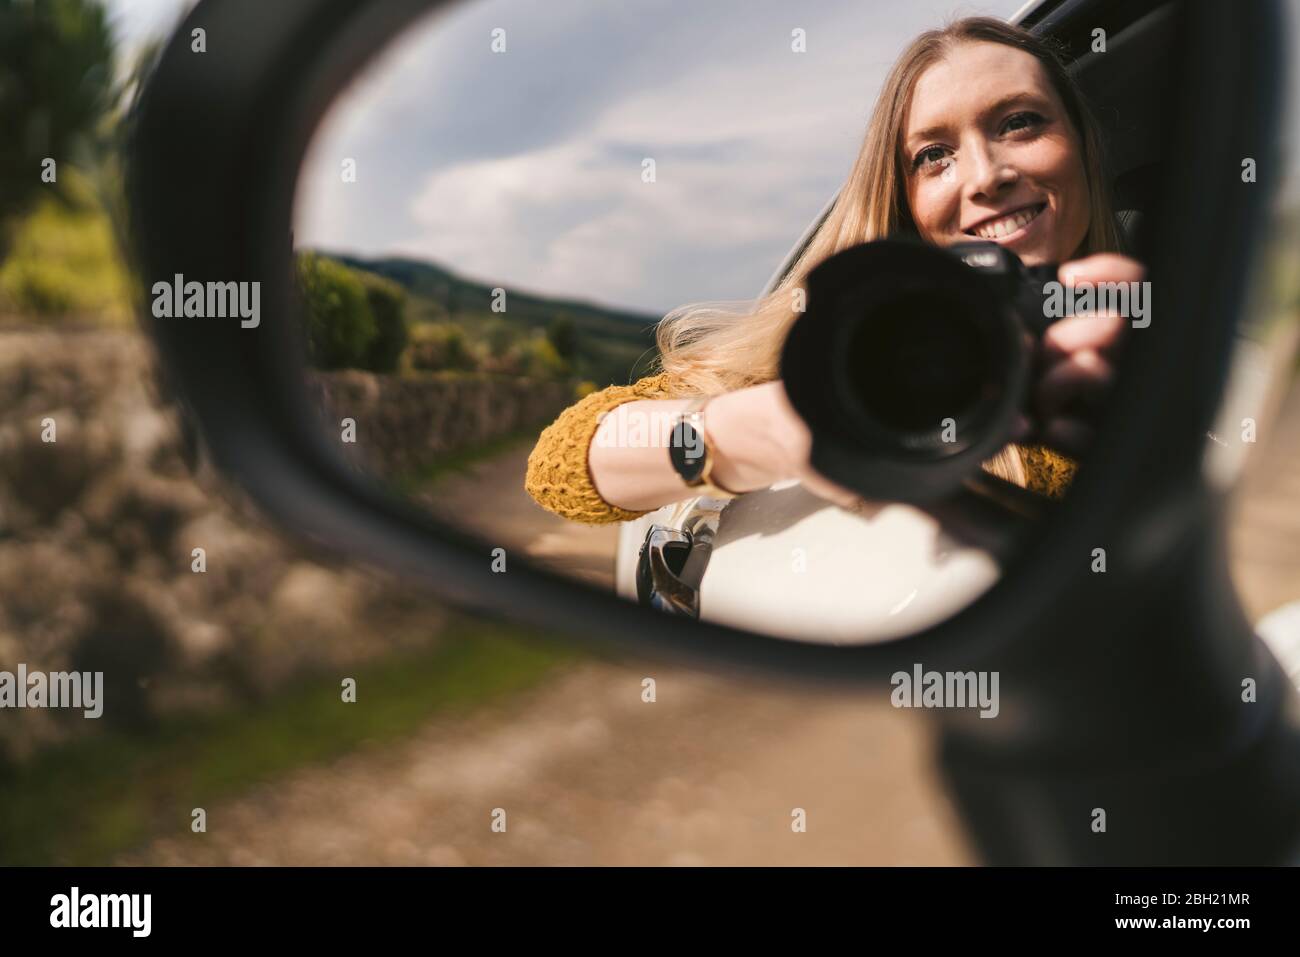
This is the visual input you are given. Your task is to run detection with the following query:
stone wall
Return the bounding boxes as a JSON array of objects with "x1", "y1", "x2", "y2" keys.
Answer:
[
  {"x1": 305, "y1": 369, "x2": 574, "y2": 478},
  {"x1": 0, "y1": 328, "x2": 573, "y2": 764}
]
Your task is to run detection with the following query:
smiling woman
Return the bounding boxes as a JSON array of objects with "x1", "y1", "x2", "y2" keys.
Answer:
[
  {"x1": 901, "y1": 37, "x2": 1109, "y2": 263},
  {"x1": 269, "y1": 3, "x2": 1187, "y2": 647},
  {"x1": 526, "y1": 16, "x2": 1129, "y2": 534}
]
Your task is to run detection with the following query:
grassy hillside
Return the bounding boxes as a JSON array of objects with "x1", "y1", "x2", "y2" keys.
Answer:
[
  {"x1": 322, "y1": 251, "x2": 663, "y2": 387},
  {"x1": 0, "y1": 170, "x2": 133, "y2": 326}
]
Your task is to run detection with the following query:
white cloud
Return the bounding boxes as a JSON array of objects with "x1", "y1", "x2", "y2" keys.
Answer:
[
  {"x1": 382, "y1": 7, "x2": 930, "y2": 312},
  {"x1": 292, "y1": 0, "x2": 1037, "y2": 313}
]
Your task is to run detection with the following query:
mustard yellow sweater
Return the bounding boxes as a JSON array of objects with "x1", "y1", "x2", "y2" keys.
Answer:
[{"x1": 524, "y1": 372, "x2": 1077, "y2": 525}]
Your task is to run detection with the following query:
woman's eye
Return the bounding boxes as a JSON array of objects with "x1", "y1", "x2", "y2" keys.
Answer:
[
  {"x1": 1002, "y1": 111, "x2": 1045, "y2": 134},
  {"x1": 913, "y1": 146, "x2": 951, "y2": 172}
]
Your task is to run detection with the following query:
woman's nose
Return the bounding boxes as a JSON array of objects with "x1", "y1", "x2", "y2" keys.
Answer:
[{"x1": 962, "y1": 143, "x2": 1018, "y2": 200}]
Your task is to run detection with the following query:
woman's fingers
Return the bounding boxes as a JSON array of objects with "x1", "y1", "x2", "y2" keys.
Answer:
[
  {"x1": 1043, "y1": 252, "x2": 1146, "y2": 358},
  {"x1": 1033, "y1": 347, "x2": 1114, "y2": 419},
  {"x1": 1058, "y1": 253, "x2": 1146, "y2": 286},
  {"x1": 1041, "y1": 312, "x2": 1126, "y2": 360},
  {"x1": 1028, "y1": 253, "x2": 1145, "y2": 457},
  {"x1": 1031, "y1": 345, "x2": 1114, "y2": 455}
]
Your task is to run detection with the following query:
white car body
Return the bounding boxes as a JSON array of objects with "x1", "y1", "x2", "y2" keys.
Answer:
[{"x1": 615, "y1": 485, "x2": 1000, "y2": 644}]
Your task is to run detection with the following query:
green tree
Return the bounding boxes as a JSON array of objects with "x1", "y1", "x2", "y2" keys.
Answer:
[
  {"x1": 0, "y1": 0, "x2": 115, "y2": 257},
  {"x1": 297, "y1": 253, "x2": 376, "y2": 370},
  {"x1": 358, "y1": 272, "x2": 408, "y2": 373},
  {"x1": 546, "y1": 313, "x2": 579, "y2": 361}
]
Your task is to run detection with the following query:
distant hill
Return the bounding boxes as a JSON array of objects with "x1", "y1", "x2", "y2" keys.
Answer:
[
  {"x1": 322, "y1": 252, "x2": 656, "y2": 341},
  {"x1": 315, "y1": 251, "x2": 664, "y2": 386}
]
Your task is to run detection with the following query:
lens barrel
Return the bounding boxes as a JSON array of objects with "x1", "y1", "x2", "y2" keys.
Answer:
[{"x1": 780, "y1": 239, "x2": 1040, "y2": 503}]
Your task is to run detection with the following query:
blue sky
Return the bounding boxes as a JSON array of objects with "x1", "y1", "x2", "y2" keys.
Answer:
[{"x1": 106, "y1": 0, "x2": 1300, "y2": 317}]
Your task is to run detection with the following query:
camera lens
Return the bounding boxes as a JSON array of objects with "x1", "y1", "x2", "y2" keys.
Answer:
[
  {"x1": 843, "y1": 288, "x2": 993, "y2": 438},
  {"x1": 781, "y1": 239, "x2": 1031, "y2": 503}
]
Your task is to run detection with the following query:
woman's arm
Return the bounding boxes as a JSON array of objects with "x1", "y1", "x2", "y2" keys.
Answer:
[
  {"x1": 527, "y1": 370, "x2": 1079, "y2": 526},
  {"x1": 524, "y1": 375, "x2": 861, "y2": 524},
  {"x1": 585, "y1": 394, "x2": 698, "y2": 511},
  {"x1": 524, "y1": 373, "x2": 682, "y2": 525},
  {"x1": 589, "y1": 381, "x2": 863, "y2": 513}
]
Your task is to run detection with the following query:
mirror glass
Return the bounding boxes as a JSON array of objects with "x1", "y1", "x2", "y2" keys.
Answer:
[{"x1": 290, "y1": 0, "x2": 1198, "y2": 644}]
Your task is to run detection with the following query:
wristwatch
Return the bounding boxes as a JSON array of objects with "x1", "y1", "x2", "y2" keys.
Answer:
[{"x1": 668, "y1": 395, "x2": 740, "y2": 499}]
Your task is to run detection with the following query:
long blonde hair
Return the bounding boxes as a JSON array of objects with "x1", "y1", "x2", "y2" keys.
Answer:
[{"x1": 652, "y1": 17, "x2": 1122, "y2": 486}]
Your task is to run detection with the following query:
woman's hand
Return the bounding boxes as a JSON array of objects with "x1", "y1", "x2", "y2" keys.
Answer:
[
  {"x1": 1023, "y1": 253, "x2": 1145, "y2": 457},
  {"x1": 706, "y1": 380, "x2": 864, "y2": 509}
]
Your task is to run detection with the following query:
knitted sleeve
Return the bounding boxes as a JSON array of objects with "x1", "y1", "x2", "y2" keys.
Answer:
[
  {"x1": 524, "y1": 372, "x2": 1079, "y2": 524},
  {"x1": 1019, "y1": 443, "x2": 1078, "y2": 499},
  {"x1": 524, "y1": 371, "x2": 684, "y2": 525}
]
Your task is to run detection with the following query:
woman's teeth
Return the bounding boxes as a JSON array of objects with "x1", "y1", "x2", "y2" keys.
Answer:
[{"x1": 972, "y1": 204, "x2": 1043, "y2": 240}]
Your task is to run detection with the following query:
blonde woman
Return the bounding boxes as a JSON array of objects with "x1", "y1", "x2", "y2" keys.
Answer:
[{"x1": 525, "y1": 17, "x2": 1144, "y2": 526}]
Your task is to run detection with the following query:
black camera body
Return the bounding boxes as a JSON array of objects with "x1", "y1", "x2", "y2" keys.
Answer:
[{"x1": 780, "y1": 239, "x2": 1060, "y2": 504}]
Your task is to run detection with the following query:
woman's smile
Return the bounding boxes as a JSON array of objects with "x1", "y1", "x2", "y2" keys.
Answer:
[{"x1": 962, "y1": 200, "x2": 1047, "y2": 244}]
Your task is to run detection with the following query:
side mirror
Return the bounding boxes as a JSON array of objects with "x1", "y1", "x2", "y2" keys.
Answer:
[{"x1": 125, "y1": 0, "x2": 1300, "y2": 863}]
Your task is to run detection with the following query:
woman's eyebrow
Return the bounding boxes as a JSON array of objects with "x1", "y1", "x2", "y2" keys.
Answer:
[
  {"x1": 904, "y1": 91, "x2": 1051, "y2": 152},
  {"x1": 979, "y1": 91, "x2": 1051, "y2": 121}
]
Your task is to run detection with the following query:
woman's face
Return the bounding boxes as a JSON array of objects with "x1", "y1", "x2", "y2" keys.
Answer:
[{"x1": 902, "y1": 41, "x2": 1090, "y2": 265}]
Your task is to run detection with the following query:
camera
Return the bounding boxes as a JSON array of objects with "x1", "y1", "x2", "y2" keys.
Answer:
[{"x1": 780, "y1": 239, "x2": 1060, "y2": 504}]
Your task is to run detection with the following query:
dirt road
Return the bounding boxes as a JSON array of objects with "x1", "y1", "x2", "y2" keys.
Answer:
[
  {"x1": 418, "y1": 443, "x2": 621, "y2": 589},
  {"x1": 122, "y1": 440, "x2": 971, "y2": 865},
  {"x1": 121, "y1": 663, "x2": 961, "y2": 865},
  {"x1": 120, "y1": 385, "x2": 1300, "y2": 865}
]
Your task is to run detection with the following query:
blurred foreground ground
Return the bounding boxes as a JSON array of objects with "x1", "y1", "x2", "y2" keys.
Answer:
[
  {"x1": 122, "y1": 440, "x2": 971, "y2": 865},
  {"x1": 117, "y1": 383, "x2": 1300, "y2": 866},
  {"x1": 1229, "y1": 383, "x2": 1300, "y2": 622},
  {"x1": 121, "y1": 662, "x2": 961, "y2": 865}
]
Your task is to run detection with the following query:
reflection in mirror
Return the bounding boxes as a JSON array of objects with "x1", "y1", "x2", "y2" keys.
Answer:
[{"x1": 291, "y1": 1, "x2": 1180, "y2": 644}]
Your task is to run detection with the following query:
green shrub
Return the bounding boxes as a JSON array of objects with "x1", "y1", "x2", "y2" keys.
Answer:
[
  {"x1": 546, "y1": 314, "x2": 578, "y2": 360},
  {"x1": 408, "y1": 323, "x2": 478, "y2": 372},
  {"x1": 2, "y1": 259, "x2": 77, "y2": 313},
  {"x1": 522, "y1": 335, "x2": 569, "y2": 379},
  {"x1": 0, "y1": 191, "x2": 132, "y2": 324},
  {"x1": 358, "y1": 272, "x2": 408, "y2": 373},
  {"x1": 296, "y1": 253, "x2": 376, "y2": 370},
  {"x1": 483, "y1": 318, "x2": 516, "y2": 359}
]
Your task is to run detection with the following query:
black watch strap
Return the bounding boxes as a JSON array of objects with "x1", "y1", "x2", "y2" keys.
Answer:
[{"x1": 669, "y1": 396, "x2": 738, "y2": 499}]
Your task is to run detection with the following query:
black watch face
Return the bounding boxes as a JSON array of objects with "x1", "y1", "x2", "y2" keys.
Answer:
[{"x1": 669, "y1": 420, "x2": 707, "y2": 483}]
